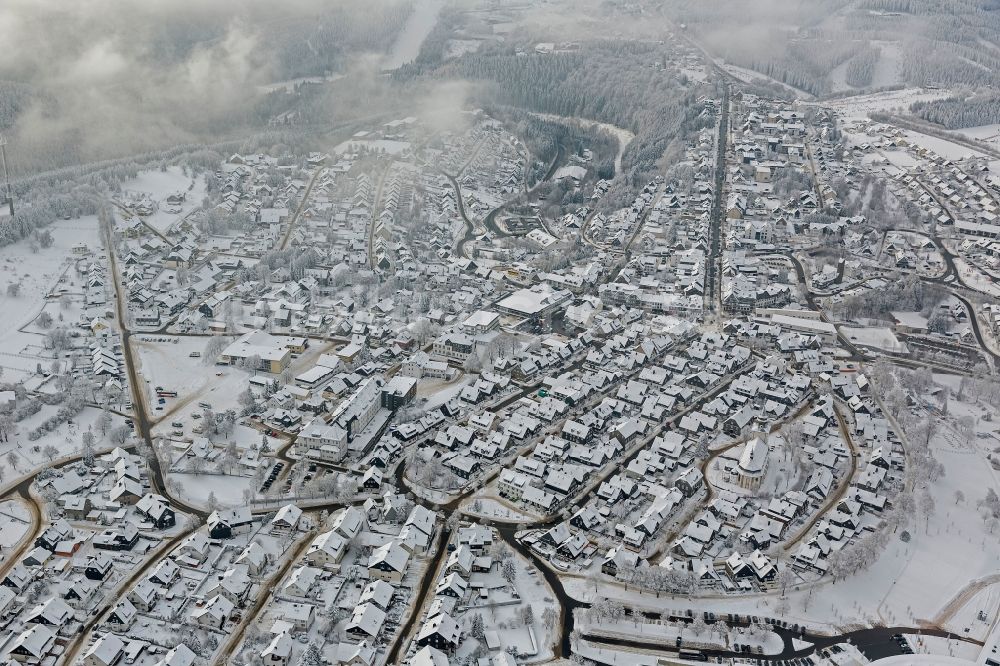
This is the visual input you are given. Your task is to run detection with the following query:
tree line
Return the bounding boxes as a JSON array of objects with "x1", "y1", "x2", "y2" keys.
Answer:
[{"x1": 911, "y1": 91, "x2": 1000, "y2": 129}]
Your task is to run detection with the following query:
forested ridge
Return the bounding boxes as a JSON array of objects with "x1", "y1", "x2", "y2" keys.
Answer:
[
  {"x1": 0, "y1": 0, "x2": 414, "y2": 176},
  {"x1": 0, "y1": 82, "x2": 37, "y2": 132},
  {"x1": 396, "y1": 40, "x2": 713, "y2": 188},
  {"x1": 265, "y1": 1, "x2": 415, "y2": 80},
  {"x1": 845, "y1": 46, "x2": 881, "y2": 88},
  {"x1": 911, "y1": 92, "x2": 1000, "y2": 129},
  {"x1": 665, "y1": 0, "x2": 1000, "y2": 95}
]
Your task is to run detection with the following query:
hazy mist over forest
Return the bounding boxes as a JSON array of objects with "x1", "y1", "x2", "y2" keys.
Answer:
[
  {"x1": 2, "y1": 0, "x2": 1000, "y2": 174},
  {"x1": 0, "y1": 0, "x2": 416, "y2": 170}
]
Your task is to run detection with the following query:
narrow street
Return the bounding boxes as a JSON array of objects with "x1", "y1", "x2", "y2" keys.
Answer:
[
  {"x1": 278, "y1": 165, "x2": 325, "y2": 251},
  {"x1": 705, "y1": 82, "x2": 730, "y2": 312}
]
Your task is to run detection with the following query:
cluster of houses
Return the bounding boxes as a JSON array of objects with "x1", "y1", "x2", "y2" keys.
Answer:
[
  {"x1": 401, "y1": 523, "x2": 532, "y2": 665},
  {"x1": 240, "y1": 498, "x2": 439, "y2": 665},
  {"x1": 509, "y1": 329, "x2": 815, "y2": 572},
  {"x1": 0, "y1": 448, "x2": 191, "y2": 664}
]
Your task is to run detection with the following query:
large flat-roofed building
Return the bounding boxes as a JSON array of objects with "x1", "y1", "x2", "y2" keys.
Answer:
[
  {"x1": 295, "y1": 365, "x2": 337, "y2": 391},
  {"x1": 381, "y1": 376, "x2": 417, "y2": 410},
  {"x1": 331, "y1": 377, "x2": 383, "y2": 442},
  {"x1": 757, "y1": 309, "x2": 837, "y2": 345},
  {"x1": 462, "y1": 310, "x2": 501, "y2": 335},
  {"x1": 495, "y1": 285, "x2": 572, "y2": 320},
  {"x1": 220, "y1": 331, "x2": 292, "y2": 373}
]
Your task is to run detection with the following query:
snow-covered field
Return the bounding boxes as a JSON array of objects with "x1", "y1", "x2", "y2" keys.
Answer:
[
  {"x1": 381, "y1": 0, "x2": 444, "y2": 70},
  {"x1": 122, "y1": 167, "x2": 206, "y2": 234},
  {"x1": 839, "y1": 326, "x2": 908, "y2": 353},
  {"x1": 821, "y1": 88, "x2": 950, "y2": 121},
  {"x1": 829, "y1": 41, "x2": 903, "y2": 93},
  {"x1": 941, "y1": 581, "x2": 1000, "y2": 642},
  {"x1": 901, "y1": 129, "x2": 988, "y2": 162},
  {"x1": 0, "y1": 405, "x2": 129, "y2": 480},
  {"x1": 961, "y1": 123, "x2": 1000, "y2": 151},
  {"x1": 862, "y1": 149, "x2": 918, "y2": 170},
  {"x1": 680, "y1": 66, "x2": 708, "y2": 83},
  {"x1": 0, "y1": 216, "x2": 101, "y2": 381},
  {"x1": 0, "y1": 500, "x2": 31, "y2": 549},
  {"x1": 133, "y1": 335, "x2": 246, "y2": 434},
  {"x1": 167, "y1": 471, "x2": 254, "y2": 509}
]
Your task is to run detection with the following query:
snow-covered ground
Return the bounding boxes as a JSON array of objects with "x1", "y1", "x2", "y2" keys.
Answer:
[
  {"x1": 940, "y1": 581, "x2": 1000, "y2": 642},
  {"x1": 953, "y1": 257, "x2": 1000, "y2": 298},
  {"x1": 422, "y1": 376, "x2": 471, "y2": 410},
  {"x1": 820, "y1": 87, "x2": 949, "y2": 121},
  {"x1": 463, "y1": 496, "x2": 541, "y2": 523},
  {"x1": 908, "y1": 634, "x2": 982, "y2": 663},
  {"x1": 133, "y1": 336, "x2": 246, "y2": 435},
  {"x1": 680, "y1": 66, "x2": 708, "y2": 83},
  {"x1": 960, "y1": 123, "x2": 1000, "y2": 151},
  {"x1": 0, "y1": 216, "x2": 101, "y2": 381},
  {"x1": 166, "y1": 471, "x2": 254, "y2": 509},
  {"x1": 862, "y1": 148, "x2": 919, "y2": 171},
  {"x1": 0, "y1": 405, "x2": 129, "y2": 482},
  {"x1": 901, "y1": 129, "x2": 989, "y2": 163},
  {"x1": 839, "y1": 326, "x2": 908, "y2": 353},
  {"x1": 0, "y1": 500, "x2": 31, "y2": 549},
  {"x1": 121, "y1": 167, "x2": 206, "y2": 234},
  {"x1": 829, "y1": 41, "x2": 903, "y2": 93}
]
